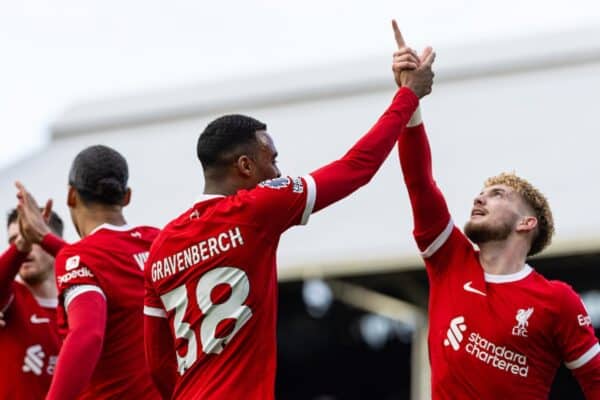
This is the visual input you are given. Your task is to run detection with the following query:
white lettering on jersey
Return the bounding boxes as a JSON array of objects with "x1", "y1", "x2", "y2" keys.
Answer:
[
  {"x1": 131, "y1": 231, "x2": 142, "y2": 238},
  {"x1": 578, "y1": 314, "x2": 593, "y2": 327},
  {"x1": 444, "y1": 315, "x2": 530, "y2": 377},
  {"x1": 160, "y1": 266, "x2": 253, "y2": 375},
  {"x1": 512, "y1": 308, "x2": 534, "y2": 337},
  {"x1": 133, "y1": 251, "x2": 149, "y2": 270},
  {"x1": 151, "y1": 227, "x2": 245, "y2": 283},
  {"x1": 58, "y1": 267, "x2": 94, "y2": 284},
  {"x1": 65, "y1": 255, "x2": 80, "y2": 271}
]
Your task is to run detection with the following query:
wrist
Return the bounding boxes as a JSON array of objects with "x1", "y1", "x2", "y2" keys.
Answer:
[{"x1": 407, "y1": 106, "x2": 423, "y2": 127}]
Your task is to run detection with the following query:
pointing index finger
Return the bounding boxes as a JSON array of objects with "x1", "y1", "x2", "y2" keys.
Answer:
[{"x1": 392, "y1": 19, "x2": 405, "y2": 49}]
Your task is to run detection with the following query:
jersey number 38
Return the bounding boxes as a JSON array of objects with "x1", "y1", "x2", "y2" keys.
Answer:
[{"x1": 160, "y1": 267, "x2": 253, "y2": 375}]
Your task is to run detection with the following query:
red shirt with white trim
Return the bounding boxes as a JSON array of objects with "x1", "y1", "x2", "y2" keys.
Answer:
[
  {"x1": 423, "y1": 224, "x2": 599, "y2": 399},
  {"x1": 54, "y1": 224, "x2": 160, "y2": 399},
  {"x1": 144, "y1": 175, "x2": 316, "y2": 400},
  {"x1": 0, "y1": 281, "x2": 61, "y2": 400},
  {"x1": 397, "y1": 122, "x2": 600, "y2": 399}
]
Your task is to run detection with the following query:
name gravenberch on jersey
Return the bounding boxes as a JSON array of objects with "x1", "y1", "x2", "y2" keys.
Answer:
[{"x1": 150, "y1": 227, "x2": 244, "y2": 282}]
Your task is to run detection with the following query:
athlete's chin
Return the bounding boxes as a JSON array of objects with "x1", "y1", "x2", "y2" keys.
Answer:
[
  {"x1": 464, "y1": 221, "x2": 510, "y2": 244},
  {"x1": 19, "y1": 268, "x2": 46, "y2": 285}
]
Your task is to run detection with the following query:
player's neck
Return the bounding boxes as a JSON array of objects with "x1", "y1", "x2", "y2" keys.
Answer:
[
  {"x1": 478, "y1": 238, "x2": 528, "y2": 275},
  {"x1": 26, "y1": 275, "x2": 58, "y2": 300},
  {"x1": 203, "y1": 178, "x2": 247, "y2": 197},
  {"x1": 78, "y1": 208, "x2": 127, "y2": 238}
]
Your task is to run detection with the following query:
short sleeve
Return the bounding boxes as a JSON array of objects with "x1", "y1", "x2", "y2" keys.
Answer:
[
  {"x1": 554, "y1": 283, "x2": 600, "y2": 370},
  {"x1": 248, "y1": 175, "x2": 317, "y2": 235},
  {"x1": 144, "y1": 264, "x2": 166, "y2": 318},
  {"x1": 55, "y1": 248, "x2": 100, "y2": 297}
]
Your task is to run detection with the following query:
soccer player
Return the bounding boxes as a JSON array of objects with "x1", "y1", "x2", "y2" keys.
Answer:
[
  {"x1": 0, "y1": 206, "x2": 63, "y2": 399},
  {"x1": 17, "y1": 146, "x2": 161, "y2": 399},
  {"x1": 143, "y1": 24, "x2": 435, "y2": 399},
  {"x1": 393, "y1": 37, "x2": 600, "y2": 398}
]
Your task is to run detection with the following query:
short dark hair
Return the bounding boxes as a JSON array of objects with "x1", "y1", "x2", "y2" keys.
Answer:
[
  {"x1": 68, "y1": 145, "x2": 129, "y2": 205},
  {"x1": 7, "y1": 208, "x2": 64, "y2": 237},
  {"x1": 197, "y1": 114, "x2": 267, "y2": 170}
]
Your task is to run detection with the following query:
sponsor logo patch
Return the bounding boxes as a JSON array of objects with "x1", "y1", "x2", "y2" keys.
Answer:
[
  {"x1": 292, "y1": 177, "x2": 304, "y2": 194},
  {"x1": 65, "y1": 255, "x2": 80, "y2": 271},
  {"x1": 259, "y1": 177, "x2": 290, "y2": 190},
  {"x1": 58, "y1": 267, "x2": 94, "y2": 285}
]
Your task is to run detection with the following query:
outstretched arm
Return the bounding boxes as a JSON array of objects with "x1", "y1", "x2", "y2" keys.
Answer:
[
  {"x1": 397, "y1": 121, "x2": 451, "y2": 251},
  {"x1": 311, "y1": 22, "x2": 435, "y2": 212}
]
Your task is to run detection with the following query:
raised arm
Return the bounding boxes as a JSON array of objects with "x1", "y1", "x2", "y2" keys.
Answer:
[
  {"x1": 397, "y1": 121, "x2": 451, "y2": 252},
  {"x1": 0, "y1": 242, "x2": 29, "y2": 309},
  {"x1": 311, "y1": 22, "x2": 435, "y2": 212},
  {"x1": 16, "y1": 181, "x2": 67, "y2": 256}
]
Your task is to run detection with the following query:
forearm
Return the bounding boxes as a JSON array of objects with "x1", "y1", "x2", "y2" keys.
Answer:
[
  {"x1": 46, "y1": 292, "x2": 107, "y2": 400},
  {"x1": 573, "y1": 354, "x2": 600, "y2": 399},
  {"x1": 397, "y1": 123, "x2": 451, "y2": 250},
  {"x1": 145, "y1": 315, "x2": 177, "y2": 399},
  {"x1": 40, "y1": 233, "x2": 67, "y2": 257},
  {"x1": 311, "y1": 87, "x2": 419, "y2": 212},
  {"x1": 0, "y1": 245, "x2": 27, "y2": 307}
]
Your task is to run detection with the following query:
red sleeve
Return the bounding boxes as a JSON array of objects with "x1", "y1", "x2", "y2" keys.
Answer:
[
  {"x1": 46, "y1": 291, "x2": 107, "y2": 400},
  {"x1": 397, "y1": 123, "x2": 451, "y2": 252},
  {"x1": 144, "y1": 315, "x2": 177, "y2": 399},
  {"x1": 554, "y1": 283, "x2": 600, "y2": 376},
  {"x1": 246, "y1": 176, "x2": 316, "y2": 235},
  {"x1": 310, "y1": 87, "x2": 419, "y2": 212},
  {"x1": 40, "y1": 233, "x2": 68, "y2": 257},
  {"x1": 572, "y1": 353, "x2": 600, "y2": 399},
  {"x1": 0, "y1": 244, "x2": 28, "y2": 309}
]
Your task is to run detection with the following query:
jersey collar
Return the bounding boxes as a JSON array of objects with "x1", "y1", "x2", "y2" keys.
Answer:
[
  {"x1": 196, "y1": 194, "x2": 225, "y2": 203},
  {"x1": 484, "y1": 264, "x2": 534, "y2": 283},
  {"x1": 89, "y1": 223, "x2": 133, "y2": 236}
]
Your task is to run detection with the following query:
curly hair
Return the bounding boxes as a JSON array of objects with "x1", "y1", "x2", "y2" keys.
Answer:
[{"x1": 484, "y1": 172, "x2": 554, "y2": 256}]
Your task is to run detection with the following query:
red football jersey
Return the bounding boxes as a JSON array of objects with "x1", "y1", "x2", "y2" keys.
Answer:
[
  {"x1": 54, "y1": 224, "x2": 161, "y2": 399},
  {"x1": 0, "y1": 281, "x2": 61, "y2": 399},
  {"x1": 424, "y1": 221, "x2": 600, "y2": 399},
  {"x1": 144, "y1": 175, "x2": 316, "y2": 399}
]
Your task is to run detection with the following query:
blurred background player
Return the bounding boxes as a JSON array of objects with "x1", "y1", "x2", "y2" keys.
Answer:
[
  {"x1": 143, "y1": 22, "x2": 435, "y2": 400},
  {"x1": 0, "y1": 205, "x2": 63, "y2": 399},
  {"x1": 393, "y1": 30, "x2": 600, "y2": 398},
  {"x1": 18, "y1": 145, "x2": 161, "y2": 399}
]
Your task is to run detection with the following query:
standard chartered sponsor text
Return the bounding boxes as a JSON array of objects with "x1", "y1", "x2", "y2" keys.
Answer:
[{"x1": 465, "y1": 332, "x2": 529, "y2": 377}]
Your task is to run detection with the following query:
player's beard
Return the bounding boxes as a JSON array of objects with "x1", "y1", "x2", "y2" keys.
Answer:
[{"x1": 464, "y1": 218, "x2": 514, "y2": 245}]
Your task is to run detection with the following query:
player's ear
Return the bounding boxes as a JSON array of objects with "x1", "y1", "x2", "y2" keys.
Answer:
[
  {"x1": 67, "y1": 186, "x2": 78, "y2": 208},
  {"x1": 121, "y1": 188, "x2": 131, "y2": 207},
  {"x1": 236, "y1": 155, "x2": 254, "y2": 178},
  {"x1": 516, "y1": 215, "x2": 537, "y2": 233}
]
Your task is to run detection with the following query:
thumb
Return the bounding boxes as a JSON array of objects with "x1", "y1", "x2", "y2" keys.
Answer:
[
  {"x1": 421, "y1": 47, "x2": 436, "y2": 67},
  {"x1": 42, "y1": 199, "x2": 53, "y2": 221}
]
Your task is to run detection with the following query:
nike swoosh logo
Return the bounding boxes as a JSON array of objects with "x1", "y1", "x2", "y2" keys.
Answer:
[
  {"x1": 30, "y1": 314, "x2": 50, "y2": 324},
  {"x1": 463, "y1": 281, "x2": 486, "y2": 296}
]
